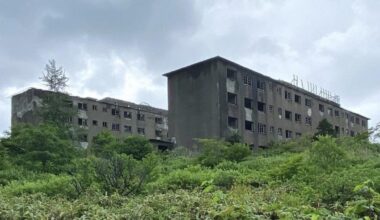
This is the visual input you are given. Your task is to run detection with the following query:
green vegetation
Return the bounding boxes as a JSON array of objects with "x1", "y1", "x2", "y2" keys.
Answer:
[{"x1": 0, "y1": 124, "x2": 380, "y2": 219}]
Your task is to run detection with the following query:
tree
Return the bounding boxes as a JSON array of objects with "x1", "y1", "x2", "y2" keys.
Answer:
[
  {"x1": 315, "y1": 119, "x2": 336, "y2": 137},
  {"x1": 40, "y1": 59, "x2": 68, "y2": 92},
  {"x1": 38, "y1": 60, "x2": 76, "y2": 129}
]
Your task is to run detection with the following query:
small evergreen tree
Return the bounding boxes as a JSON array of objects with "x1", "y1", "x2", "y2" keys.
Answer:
[
  {"x1": 40, "y1": 59, "x2": 68, "y2": 92},
  {"x1": 315, "y1": 119, "x2": 336, "y2": 137}
]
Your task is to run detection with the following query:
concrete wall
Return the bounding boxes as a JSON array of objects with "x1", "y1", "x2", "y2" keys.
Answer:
[
  {"x1": 166, "y1": 57, "x2": 369, "y2": 147},
  {"x1": 11, "y1": 88, "x2": 169, "y2": 148}
]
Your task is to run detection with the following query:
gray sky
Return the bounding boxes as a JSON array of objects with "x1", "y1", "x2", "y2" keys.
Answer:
[{"x1": 1, "y1": 0, "x2": 379, "y2": 134}]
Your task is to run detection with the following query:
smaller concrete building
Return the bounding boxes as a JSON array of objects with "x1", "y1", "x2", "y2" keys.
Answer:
[{"x1": 12, "y1": 88, "x2": 169, "y2": 148}]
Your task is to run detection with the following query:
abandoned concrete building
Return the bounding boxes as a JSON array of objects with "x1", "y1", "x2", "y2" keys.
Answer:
[
  {"x1": 11, "y1": 88, "x2": 169, "y2": 148},
  {"x1": 164, "y1": 56, "x2": 369, "y2": 147}
]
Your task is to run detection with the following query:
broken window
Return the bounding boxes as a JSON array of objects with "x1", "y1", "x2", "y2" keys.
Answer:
[
  {"x1": 112, "y1": 123, "x2": 120, "y2": 131},
  {"x1": 138, "y1": 128, "x2": 145, "y2": 135},
  {"x1": 92, "y1": 105, "x2": 97, "y2": 111},
  {"x1": 243, "y1": 75, "x2": 252, "y2": 86},
  {"x1": 124, "y1": 111, "x2": 132, "y2": 119},
  {"x1": 335, "y1": 126, "x2": 340, "y2": 135},
  {"x1": 327, "y1": 108, "x2": 332, "y2": 116},
  {"x1": 155, "y1": 130, "x2": 162, "y2": 137},
  {"x1": 355, "y1": 117, "x2": 360, "y2": 124},
  {"x1": 305, "y1": 116, "x2": 312, "y2": 126},
  {"x1": 276, "y1": 87, "x2": 282, "y2": 96},
  {"x1": 277, "y1": 128, "x2": 283, "y2": 137},
  {"x1": 227, "y1": 92, "x2": 237, "y2": 105},
  {"x1": 269, "y1": 126, "x2": 274, "y2": 134},
  {"x1": 78, "y1": 102, "x2": 87, "y2": 110},
  {"x1": 244, "y1": 98, "x2": 252, "y2": 109},
  {"x1": 285, "y1": 110, "x2": 292, "y2": 120},
  {"x1": 155, "y1": 117, "x2": 163, "y2": 124},
  {"x1": 285, "y1": 130, "x2": 292, "y2": 139},
  {"x1": 79, "y1": 134, "x2": 88, "y2": 142},
  {"x1": 102, "y1": 122, "x2": 108, "y2": 128},
  {"x1": 362, "y1": 120, "x2": 366, "y2": 127},
  {"x1": 245, "y1": 121, "x2": 253, "y2": 131},
  {"x1": 295, "y1": 113, "x2": 301, "y2": 123},
  {"x1": 350, "y1": 130, "x2": 355, "y2": 137},
  {"x1": 334, "y1": 110, "x2": 340, "y2": 117},
  {"x1": 285, "y1": 90, "x2": 292, "y2": 101},
  {"x1": 92, "y1": 120, "x2": 98, "y2": 126},
  {"x1": 124, "y1": 125, "x2": 132, "y2": 133},
  {"x1": 294, "y1": 94, "x2": 301, "y2": 104},
  {"x1": 258, "y1": 102, "x2": 266, "y2": 112},
  {"x1": 78, "y1": 118, "x2": 87, "y2": 126},
  {"x1": 257, "y1": 79, "x2": 266, "y2": 90},
  {"x1": 257, "y1": 123, "x2": 267, "y2": 135},
  {"x1": 111, "y1": 108, "x2": 120, "y2": 116},
  {"x1": 305, "y1": 98, "x2": 312, "y2": 107},
  {"x1": 137, "y1": 113, "x2": 145, "y2": 121},
  {"x1": 228, "y1": 117, "x2": 238, "y2": 129},
  {"x1": 319, "y1": 104, "x2": 325, "y2": 112},
  {"x1": 350, "y1": 116, "x2": 355, "y2": 123},
  {"x1": 227, "y1": 68, "x2": 236, "y2": 81},
  {"x1": 278, "y1": 108, "x2": 282, "y2": 117},
  {"x1": 268, "y1": 105, "x2": 274, "y2": 113}
]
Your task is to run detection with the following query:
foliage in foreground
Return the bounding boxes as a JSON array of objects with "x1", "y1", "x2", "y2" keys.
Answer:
[{"x1": 0, "y1": 124, "x2": 380, "y2": 219}]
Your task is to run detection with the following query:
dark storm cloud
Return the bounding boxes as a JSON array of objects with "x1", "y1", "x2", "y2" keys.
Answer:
[{"x1": 0, "y1": 0, "x2": 379, "y2": 134}]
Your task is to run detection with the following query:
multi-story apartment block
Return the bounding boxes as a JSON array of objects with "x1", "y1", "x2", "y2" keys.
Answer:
[
  {"x1": 11, "y1": 88, "x2": 169, "y2": 148},
  {"x1": 164, "y1": 56, "x2": 369, "y2": 147}
]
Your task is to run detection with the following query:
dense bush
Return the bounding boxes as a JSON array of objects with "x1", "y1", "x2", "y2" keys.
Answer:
[{"x1": 1, "y1": 125, "x2": 380, "y2": 219}]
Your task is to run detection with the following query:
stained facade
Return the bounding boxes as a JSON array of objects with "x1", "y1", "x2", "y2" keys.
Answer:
[{"x1": 164, "y1": 56, "x2": 369, "y2": 147}]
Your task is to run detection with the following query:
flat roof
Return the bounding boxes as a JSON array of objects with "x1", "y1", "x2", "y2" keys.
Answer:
[{"x1": 163, "y1": 56, "x2": 369, "y2": 120}]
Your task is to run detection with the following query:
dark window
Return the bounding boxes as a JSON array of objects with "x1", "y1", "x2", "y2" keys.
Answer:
[
  {"x1": 257, "y1": 79, "x2": 266, "y2": 90},
  {"x1": 335, "y1": 126, "x2": 340, "y2": 134},
  {"x1": 350, "y1": 116, "x2": 355, "y2": 123},
  {"x1": 295, "y1": 113, "x2": 301, "y2": 123},
  {"x1": 227, "y1": 68, "x2": 236, "y2": 81},
  {"x1": 285, "y1": 130, "x2": 292, "y2": 139},
  {"x1": 319, "y1": 104, "x2": 325, "y2": 112},
  {"x1": 102, "y1": 122, "x2": 108, "y2": 128},
  {"x1": 92, "y1": 120, "x2": 98, "y2": 126},
  {"x1": 79, "y1": 134, "x2": 88, "y2": 142},
  {"x1": 305, "y1": 117, "x2": 312, "y2": 126},
  {"x1": 138, "y1": 128, "x2": 145, "y2": 135},
  {"x1": 294, "y1": 94, "x2": 301, "y2": 104},
  {"x1": 112, "y1": 123, "x2": 120, "y2": 131},
  {"x1": 244, "y1": 98, "x2": 252, "y2": 109},
  {"x1": 124, "y1": 111, "x2": 132, "y2": 119},
  {"x1": 334, "y1": 110, "x2": 340, "y2": 117},
  {"x1": 296, "y1": 132, "x2": 302, "y2": 138},
  {"x1": 355, "y1": 117, "x2": 360, "y2": 124},
  {"x1": 78, "y1": 118, "x2": 87, "y2": 126},
  {"x1": 245, "y1": 121, "x2": 253, "y2": 131},
  {"x1": 278, "y1": 108, "x2": 282, "y2": 117},
  {"x1": 305, "y1": 98, "x2": 312, "y2": 107},
  {"x1": 155, "y1": 130, "x2": 162, "y2": 137},
  {"x1": 350, "y1": 130, "x2": 355, "y2": 137},
  {"x1": 102, "y1": 107, "x2": 107, "y2": 112},
  {"x1": 243, "y1": 75, "x2": 252, "y2": 86},
  {"x1": 362, "y1": 120, "x2": 366, "y2": 127},
  {"x1": 285, "y1": 110, "x2": 292, "y2": 120},
  {"x1": 285, "y1": 91, "x2": 292, "y2": 101},
  {"x1": 228, "y1": 117, "x2": 238, "y2": 129},
  {"x1": 277, "y1": 87, "x2": 282, "y2": 96},
  {"x1": 92, "y1": 105, "x2": 97, "y2": 111},
  {"x1": 124, "y1": 125, "x2": 132, "y2": 133},
  {"x1": 137, "y1": 113, "x2": 145, "y2": 121},
  {"x1": 227, "y1": 92, "x2": 237, "y2": 105},
  {"x1": 258, "y1": 102, "x2": 266, "y2": 112},
  {"x1": 257, "y1": 123, "x2": 267, "y2": 135},
  {"x1": 78, "y1": 103, "x2": 87, "y2": 110},
  {"x1": 111, "y1": 108, "x2": 120, "y2": 116},
  {"x1": 155, "y1": 117, "x2": 163, "y2": 124}
]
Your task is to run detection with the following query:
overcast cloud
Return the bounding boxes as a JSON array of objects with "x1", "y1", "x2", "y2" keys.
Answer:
[{"x1": 1, "y1": 0, "x2": 379, "y2": 134}]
